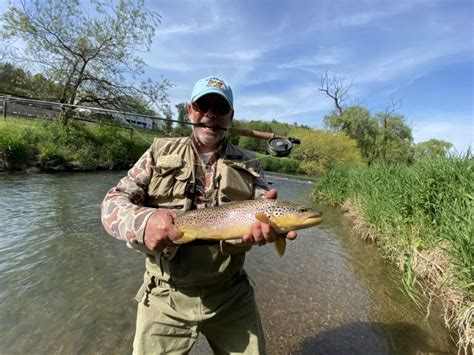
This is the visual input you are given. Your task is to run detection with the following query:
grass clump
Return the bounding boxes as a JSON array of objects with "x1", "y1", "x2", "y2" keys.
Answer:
[
  {"x1": 313, "y1": 155, "x2": 473, "y2": 352},
  {"x1": 0, "y1": 123, "x2": 35, "y2": 169}
]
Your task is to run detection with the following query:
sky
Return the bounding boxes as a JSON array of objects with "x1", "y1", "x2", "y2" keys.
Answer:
[{"x1": 1, "y1": 0, "x2": 473, "y2": 152}]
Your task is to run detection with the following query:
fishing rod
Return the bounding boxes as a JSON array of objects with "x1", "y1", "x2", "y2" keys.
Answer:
[{"x1": 189, "y1": 122, "x2": 300, "y2": 157}]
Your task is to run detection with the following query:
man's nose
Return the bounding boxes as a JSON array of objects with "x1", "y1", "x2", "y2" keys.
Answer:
[{"x1": 204, "y1": 105, "x2": 217, "y2": 117}]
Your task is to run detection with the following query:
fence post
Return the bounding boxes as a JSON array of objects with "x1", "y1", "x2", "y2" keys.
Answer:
[{"x1": 2, "y1": 98, "x2": 7, "y2": 120}]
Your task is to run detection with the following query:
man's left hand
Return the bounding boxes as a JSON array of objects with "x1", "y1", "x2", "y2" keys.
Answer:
[{"x1": 242, "y1": 189, "x2": 297, "y2": 246}]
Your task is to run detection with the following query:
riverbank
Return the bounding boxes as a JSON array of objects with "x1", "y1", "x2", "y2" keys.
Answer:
[
  {"x1": 312, "y1": 157, "x2": 473, "y2": 353},
  {"x1": 0, "y1": 117, "x2": 301, "y2": 174},
  {"x1": 0, "y1": 117, "x2": 155, "y2": 171}
]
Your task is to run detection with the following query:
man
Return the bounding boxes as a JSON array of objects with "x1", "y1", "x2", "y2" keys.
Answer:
[{"x1": 101, "y1": 76, "x2": 297, "y2": 354}]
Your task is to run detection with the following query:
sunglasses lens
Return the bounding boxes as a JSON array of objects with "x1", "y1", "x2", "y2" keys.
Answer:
[
  {"x1": 195, "y1": 98, "x2": 230, "y2": 115},
  {"x1": 195, "y1": 100, "x2": 210, "y2": 113},
  {"x1": 216, "y1": 100, "x2": 230, "y2": 115}
]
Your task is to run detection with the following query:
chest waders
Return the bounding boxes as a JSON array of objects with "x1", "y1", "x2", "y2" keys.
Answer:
[{"x1": 132, "y1": 137, "x2": 267, "y2": 355}]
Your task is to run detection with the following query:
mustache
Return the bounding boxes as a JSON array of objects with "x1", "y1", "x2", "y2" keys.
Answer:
[{"x1": 192, "y1": 122, "x2": 228, "y2": 131}]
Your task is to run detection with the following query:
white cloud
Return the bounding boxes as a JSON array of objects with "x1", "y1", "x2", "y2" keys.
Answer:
[
  {"x1": 349, "y1": 40, "x2": 472, "y2": 87},
  {"x1": 204, "y1": 48, "x2": 265, "y2": 62},
  {"x1": 236, "y1": 83, "x2": 333, "y2": 123},
  {"x1": 412, "y1": 116, "x2": 473, "y2": 153},
  {"x1": 279, "y1": 52, "x2": 342, "y2": 69}
]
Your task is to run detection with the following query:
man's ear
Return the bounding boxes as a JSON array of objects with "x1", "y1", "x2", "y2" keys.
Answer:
[
  {"x1": 187, "y1": 103, "x2": 193, "y2": 115},
  {"x1": 230, "y1": 109, "x2": 234, "y2": 121}
]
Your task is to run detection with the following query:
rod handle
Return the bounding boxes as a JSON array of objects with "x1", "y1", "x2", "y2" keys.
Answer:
[{"x1": 228, "y1": 127, "x2": 276, "y2": 140}]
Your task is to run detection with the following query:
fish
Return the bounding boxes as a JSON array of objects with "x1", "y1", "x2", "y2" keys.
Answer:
[{"x1": 173, "y1": 199, "x2": 323, "y2": 256}]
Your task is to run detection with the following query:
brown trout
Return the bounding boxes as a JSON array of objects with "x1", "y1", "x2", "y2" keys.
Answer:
[{"x1": 174, "y1": 199, "x2": 323, "y2": 256}]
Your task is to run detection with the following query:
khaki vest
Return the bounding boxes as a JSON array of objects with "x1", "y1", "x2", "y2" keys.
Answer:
[
  {"x1": 139, "y1": 137, "x2": 262, "y2": 286},
  {"x1": 146, "y1": 136, "x2": 262, "y2": 211}
]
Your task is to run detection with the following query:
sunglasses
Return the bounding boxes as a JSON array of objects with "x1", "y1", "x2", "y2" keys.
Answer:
[{"x1": 192, "y1": 97, "x2": 231, "y2": 116}]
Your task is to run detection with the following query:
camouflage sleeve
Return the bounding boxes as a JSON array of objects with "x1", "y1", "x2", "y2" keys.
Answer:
[{"x1": 101, "y1": 147, "x2": 157, "y2": 246}]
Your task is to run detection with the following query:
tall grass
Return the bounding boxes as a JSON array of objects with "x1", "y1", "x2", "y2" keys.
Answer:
[
  {"x1": 313, "y1": 155, "x2": 473, "y2": 352},
  {"x1": 0, "y1": 117, "x2": 151, "y2": 170}
]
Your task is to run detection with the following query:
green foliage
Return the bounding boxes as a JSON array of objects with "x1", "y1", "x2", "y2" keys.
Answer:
[
  {"x1": 257, "y1": 154, "x2": 300, "y2": 174},
  {"x1": 233, "y1": 120, "x2": 275, "y2": 153},
  {"x1": 415, "y1": 139, "x2": 453, "y2": 159},
  {"x1": 324, "y1": 105, "x2": 414, "y2": 164},
  {"x1": 175, "y1": 102, "x2": 192, "y2": 137},
  {"x1": 0, "y1": 62, "x2": 62, "y2": 99},
  {"x1": 313, "y1": 155, "x2": 473, "y2": 325},
  {"x1": 239, "y1": 136, "x2": 262, "y2": 152},
  {"x1": 289, "y1": 127, "x2": 363, "y2": 175},
  {"x1": 0, "y1": 117, "x2": 151, "y2": 170},
  {"x1": 374, "y1": 112, "x2": 414, "y2": 164},
  {"x1": 163, "y1": 105, "x2": 173, "y2": 135},
  {"x1": 38, "y1": 141, "x2": 67, "y2": 170},
  {"x1": 1, "y1": 0, "x2": 169, "y2": 110},
  {"x1": 0, "y1": 125, "x2": 32, "y2": 169}
]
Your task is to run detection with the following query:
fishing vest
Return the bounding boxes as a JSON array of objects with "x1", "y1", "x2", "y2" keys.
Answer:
[
  {"x1": 138, "y1": 136, "x2": 262, "y2": 286},
  {"x1": 146, "y1": 136, "x2": 262, "y2": 210}
]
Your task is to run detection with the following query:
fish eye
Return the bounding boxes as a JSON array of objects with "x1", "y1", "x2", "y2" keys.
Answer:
[{"x1": 298, "y1": 207, "x2": 308, "y2": 212}]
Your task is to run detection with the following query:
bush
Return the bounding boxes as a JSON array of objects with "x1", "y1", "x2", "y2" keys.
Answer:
[
  {"x1": 257, "y1": 154, "x2": 301, "y2": 174},
  {"x1": 38, "y1": 141, "x2": 67, "y2": 170},
  {"x1": 0, "y1": 126, "x2": 33, "y2": 169}
]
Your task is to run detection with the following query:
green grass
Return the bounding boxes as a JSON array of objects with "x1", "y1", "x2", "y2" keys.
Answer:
[
  {"x1": 313, "y1": 156, "x2": 473, "y2": 351},
  {"x1": 257, "y1": 153, "x2": 301, "y2": 174},
  {"x1": 0, "y1": 116, "x2": 154, "y2": 170}
]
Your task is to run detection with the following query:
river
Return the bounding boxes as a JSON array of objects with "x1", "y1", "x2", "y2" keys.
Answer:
[{"x1": 0, "y1": 171, "x2": 456, "y2": 354}]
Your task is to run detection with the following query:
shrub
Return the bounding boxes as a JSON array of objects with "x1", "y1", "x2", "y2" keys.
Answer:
[{"x1": 0, "y1": 126, "x2": 32, "y2": 169}]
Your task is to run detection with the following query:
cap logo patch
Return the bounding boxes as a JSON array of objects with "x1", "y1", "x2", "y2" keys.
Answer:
[{"x1": 206, "y1": 78, "x2": 225, "y2": 89}]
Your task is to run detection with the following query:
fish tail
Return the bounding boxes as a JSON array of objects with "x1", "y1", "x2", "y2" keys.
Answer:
[{"x1": 274, "y1": 238, "x2": 286, "y2": 257}]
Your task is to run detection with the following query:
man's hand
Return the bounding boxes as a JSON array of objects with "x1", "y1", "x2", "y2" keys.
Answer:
[
  {"x1": 143, "y1": 209, "x2": 183, "y2": 252},
  {"x1": 242, "y1": 189, "x2": 297, "y2": 245}
]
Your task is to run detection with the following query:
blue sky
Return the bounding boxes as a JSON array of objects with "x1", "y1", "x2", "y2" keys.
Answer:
[
  {"x1": 143, "y1": 0, "x2": 473, "y2": 152},
  {"x1": 1, "y1": 0, "x2": 472, "y2": 151}
]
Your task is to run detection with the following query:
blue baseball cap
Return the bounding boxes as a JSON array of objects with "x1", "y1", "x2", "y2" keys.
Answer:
[{"x1": 190, "y1": 76, "x2": 233, "y2": 108}]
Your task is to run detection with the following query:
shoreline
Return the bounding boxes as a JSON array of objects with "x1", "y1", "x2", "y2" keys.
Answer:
[{"x1": 335, "y1": 199, "x2": 472, "y2": 354}]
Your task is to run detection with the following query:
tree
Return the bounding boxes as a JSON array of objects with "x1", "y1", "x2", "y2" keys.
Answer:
[
  {"x1": 318, "y1": 70, "x2": 352, "y2": 115},
  {"x1": 373, "y1": 111, "x2": 414, "y2": 164},
  {"x1": 324, "y1": 105, "x2": 378, "y2": 162},
  {"x1": 1, "y1": 0, "x2": 171, "y2": 114},
  {"x1": 163, "y1": 105, "x2": 173, "y2": 135},
  {"x1": 175, "y1": 102, "x2": 192, "y2": 136},
  {"x1": 319, "y1": 71, "x2": 415, "y2": 164},
  {"x1": 0, "y1": 62, "x2": 62, "y2": 98},
  {"x1": 415, "y1": 139, "x2": 453, "y2": 159},
  {"x1": 0, "y1": 62, "x2": 31, "y2": 97},
  {"x1": 289, "y1": 127, "x2": 363, "y2": 175}
]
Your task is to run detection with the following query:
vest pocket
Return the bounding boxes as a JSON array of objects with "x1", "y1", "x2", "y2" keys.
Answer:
[
  {"x1": 218, "y1": 160, "x2": 260, "y2": 202},
  {"x1": 148, "y1": 164, "x2": 192, "y2": 200}
]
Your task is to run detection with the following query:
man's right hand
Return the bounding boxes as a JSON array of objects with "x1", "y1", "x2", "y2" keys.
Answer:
[{"x1": 143, "y1": 210, "x2": 183, "y2": 252}]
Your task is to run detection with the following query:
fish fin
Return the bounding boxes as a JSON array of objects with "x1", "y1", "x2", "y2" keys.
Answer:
[
  {"x1": 255, "y1": 212, "x2": 277, "y2": 228},
  {"x1": 173, "y1": 233, "x2": 196, "y2": 244},
  {"x1": 274, "y1": 237, "x2": 286, "y2": 257}
]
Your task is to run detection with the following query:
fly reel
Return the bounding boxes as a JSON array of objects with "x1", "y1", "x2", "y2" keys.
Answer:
[{"x1": 266, "y1": 137, "x2": 300, "y2": 157}]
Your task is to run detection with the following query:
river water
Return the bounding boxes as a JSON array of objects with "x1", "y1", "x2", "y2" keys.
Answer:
[{"x1": 0, "y1": 172, "x2": 455, "y2": 354}]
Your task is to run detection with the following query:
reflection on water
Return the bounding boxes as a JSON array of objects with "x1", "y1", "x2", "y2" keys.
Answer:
[{"x1": 0, "y1": 172, "x2": 455, "y2": 354}]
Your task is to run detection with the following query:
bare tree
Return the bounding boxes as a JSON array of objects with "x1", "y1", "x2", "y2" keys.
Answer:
[{"x1": 318, "y1": 70, "x2": 353, "y2": 115}]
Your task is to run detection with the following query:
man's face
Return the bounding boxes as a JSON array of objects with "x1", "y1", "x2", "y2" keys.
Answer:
[{"x1": 188, "y1": 93, "x2": 234, "y2": 148}]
